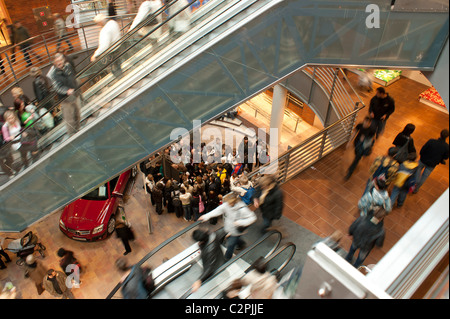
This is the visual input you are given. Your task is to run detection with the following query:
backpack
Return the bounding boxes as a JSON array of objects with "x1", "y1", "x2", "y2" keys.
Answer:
[
  {"x1": 372, "y1": 157, "x2": 395, "y2": 181},
  {"x1": 240, "y1": 186, "x2": 255, "y2": 205},
  {"x1": 172, "y1": 191, "x2": 181, "y2": 207}
]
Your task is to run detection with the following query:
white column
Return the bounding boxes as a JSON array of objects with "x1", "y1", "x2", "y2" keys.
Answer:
[{"x1": 270, "y1": 84, "x2": 288, "y2": 144}]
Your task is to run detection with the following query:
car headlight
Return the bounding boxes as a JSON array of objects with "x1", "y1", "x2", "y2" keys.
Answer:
[
  {"x1": 59, "y1": 220, "x2": 66, "y2": 230},
  {"x1": 92, "y1": 225, "x2": 104, "y2": 234}
]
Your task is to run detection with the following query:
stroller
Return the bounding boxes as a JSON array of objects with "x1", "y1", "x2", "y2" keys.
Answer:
[{"x1": 6, "y1": 231, "x2": 46, "y2": 266}]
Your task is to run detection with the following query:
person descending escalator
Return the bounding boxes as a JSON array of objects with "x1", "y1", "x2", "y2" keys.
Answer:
[
  {"x1": 199, "y1": 192, "x2": 256, "y2": 261},
  {"x1": 190, "y1": 228, "x2": 227, "y2": 293}
]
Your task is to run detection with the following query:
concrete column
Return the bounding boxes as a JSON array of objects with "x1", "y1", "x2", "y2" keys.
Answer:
[{"x1": 270, "y1": 84, "x2": 288, "y2": 144}]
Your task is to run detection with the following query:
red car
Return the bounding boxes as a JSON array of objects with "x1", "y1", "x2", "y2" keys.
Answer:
[{"x1": 59, "y1": 170, "x2": 133, "y2": 241}]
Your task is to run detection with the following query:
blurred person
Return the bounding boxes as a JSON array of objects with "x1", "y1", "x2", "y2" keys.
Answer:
[
  {"x1": 57, "y1": 248, "x2": 82, "y2": 277},
  {"x1": 47, "y1": 53, "x2": 81, "y2": 136},
  {"x1": 345, "y1": 209, "x2": 386, "y2": 268},
  {"x1": 239, "y1": 257, "x2": 279, "y2": 299},
  {"x1": 168, "y1": 0, "x2": 192, "y2": 36},
  {"x1": 91, "y1": 14, "x2": 122, "y2": 77},
  {"x1": 344, "y1": 116, "x2": 376, "y2": 180},
  {"x1": 191, "y1": 229, "x2": 227, "y2": 293},
  {"x1": 43, "y1": 269, "x2": 75, "y2": 299},
  {"x1": 0, "y1": 107, "x2": 15, "y2": 178},
  {"x1": 14, "y1": 21, "x2": 42, "y2": 67},
  {"x1": 2, "y1": 110, "x2": 35, "y2": 170},
  {"x1": 115, "y1": 257, "x2": 148, "y2": 299},
  {"x1": 107, "y1": 0, "x2": 117, "y2": 17},
  {"x1": 199, "y1": 192, "x2": 256, "y2": 260},
  {"x1": 53, "y1": 13, "x2": 74, "y2": 52},
  {"x1": 413, "y1": 129, "x2": 449, "y2": 194},
  {"x1": 24, "y1": 254, "x2": 46, "y2": 295},
  {"x1": 128, "y1": 0, "x2": 164, "y2": 44},
  {"x1": 152, "y1": 182, "x2": 164, "y2": 215},
  {"x1": 253, "y1": 174, "x2": 283, "y2": 234},
  {"x1": 6, "y1": 23, "x2": 18, "y2": 64},
  {"x1": 368, "y1": 87, "x2": 395, "y2": 139}
]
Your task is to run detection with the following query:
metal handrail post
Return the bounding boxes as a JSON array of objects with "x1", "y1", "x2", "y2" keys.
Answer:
[{"x1": 4, "y1": 52, "x2": 18, "y2": 83}]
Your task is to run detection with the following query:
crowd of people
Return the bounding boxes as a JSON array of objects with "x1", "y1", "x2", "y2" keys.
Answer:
[{"x1": 342, "y1": 87, "x2": 449, "y2": 268}]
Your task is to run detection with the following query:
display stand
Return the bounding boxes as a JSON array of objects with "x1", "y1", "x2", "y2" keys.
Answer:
[{"x1": 419, "y1": 86, "x2": 448, "y2": 114}]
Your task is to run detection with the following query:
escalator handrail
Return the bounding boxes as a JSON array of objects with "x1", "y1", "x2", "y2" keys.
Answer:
[
  {"x1": 0, "y1": 0, "x2": 194, "y2": 156},
  {"x1": 179, "y1": 229, "x2": 283, "y2": 299},
  {"x1": 106, "y1": 220, "x2": 202, "y2": 299},
  {"x1": 256, "y1": 242, "x2": 296, "y2": 275}
]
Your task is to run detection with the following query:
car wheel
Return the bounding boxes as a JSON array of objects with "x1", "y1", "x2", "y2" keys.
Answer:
[{"x1": 107, "y1": 215, "x2": 116, "y2": 235}]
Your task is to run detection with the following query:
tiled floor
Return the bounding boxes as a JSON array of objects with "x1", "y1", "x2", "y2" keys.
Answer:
[{"x1": 0, "y1": 72, "x2": 448, "y2": 299}]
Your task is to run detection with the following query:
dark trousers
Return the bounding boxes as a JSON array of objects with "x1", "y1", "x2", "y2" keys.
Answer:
[
  {"x1": 120, "y1": 237, "x2": 131, "y2": 253},
  {"x1": 0, "y1": 249, "x2": 11, "y2": 269}
]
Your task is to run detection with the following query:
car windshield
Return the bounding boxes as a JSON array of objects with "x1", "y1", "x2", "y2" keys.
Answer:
[{"x1": 81, "y1": 184, "x2": 108, "y2": 201}]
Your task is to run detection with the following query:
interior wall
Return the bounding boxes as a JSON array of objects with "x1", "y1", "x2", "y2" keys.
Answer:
[{"x1": 3, "y1": 0, "x2": 71, "y2": 37}]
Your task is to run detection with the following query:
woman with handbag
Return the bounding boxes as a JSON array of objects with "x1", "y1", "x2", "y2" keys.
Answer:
[{"x1": 392, "y1": 123, "x2": 416, "y2": 164}]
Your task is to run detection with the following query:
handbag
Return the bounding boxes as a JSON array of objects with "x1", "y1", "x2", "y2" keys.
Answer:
[
  {"x1": 199, "y1": 195, "x2": 205, "y2": 213},
  {"x1": 394, "y1": 138, "x2": 410, "y2": 163}
]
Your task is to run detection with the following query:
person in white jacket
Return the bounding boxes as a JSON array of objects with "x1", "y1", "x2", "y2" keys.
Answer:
[
  {"x1": 168, "y1": 0, "x2": 192, "y2": 35},
  {"x1": 199, "y1": 192, "x2": 256, "y2": 260},
  {"x1": 129, "y1": 0, "x2": 163, "y2": 41},
  {"x1": 91, "y1": 14, "x2": 121, "y2": 62},
  {"x1": 91, "y1": 14, "x2": 122, "y2": 77}
]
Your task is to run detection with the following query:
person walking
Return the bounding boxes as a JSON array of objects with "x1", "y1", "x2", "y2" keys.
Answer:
[
  {"x1": 191, "y1": 229, "x2": 227, "y2": 293},
  {"x1": 53, "y1": 13, "x2": 74, "y2": 52},
  {"x1": 364, "y1": 146, "x2": 399, "y2": 193},
  {"x1": 199, "y1": 192, "x2": 256, "y2": 261},
  {"x1": 345, "y1": 116, "x2": 376, "y2": 180},
  {"x1": 392, "y1": 123, "x2": 416, "y2": 164},
  {"x1": 14, "y1": 21, "x2": 41, "y2": 67},
  {"x1": 42, "y1": 269, "x2": 75, "y2": 299},
  {"x1": 23, "y1": 255, "x2": 46, "y2": 295},
  {"x1": 115, "y1": 208, "x2": 134, "y2": 255},
  {"x1": 368, "y1": 87, "x2": 395, "y2": 139},
  {"x1": 345, "y1": 209, "x2": 386, "y2": 268},
  {"x1": 413, "y1": 129, "x2": 449, "y2": 194},
  {"x1": 115, "y1": 257, "x2": 149, "y2": 299},
  {"x1": 253, "y1": 174, "x2": 284, "y2": 234},
  {"x1": 91, "y1": 14, "x2": 122, "y2": 77},
  {"x1": 358, "y1": 178, "x2": 392, "y2": 217},
  {"x1": 390, "y1": 153, "x2": 418, "y2": 208},
  {"x1": 47, "y1": 53, "x2": 81, "y2": 136}
]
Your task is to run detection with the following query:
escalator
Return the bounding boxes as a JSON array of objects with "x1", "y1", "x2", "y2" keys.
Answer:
[
  {"x1": 106, "y1": 217, "x2": 292, "y2": 299},
  {"x1": 0, "y1": 0, "x2": 448, "y2": 232},
  {"x1": 183, "y1": 242, "x2": 296, "y2": 299}
]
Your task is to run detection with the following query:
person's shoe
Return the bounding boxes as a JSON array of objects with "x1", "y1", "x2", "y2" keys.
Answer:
[{"x1": 123, "y1": 251, "x2": 131, "y2": 256}]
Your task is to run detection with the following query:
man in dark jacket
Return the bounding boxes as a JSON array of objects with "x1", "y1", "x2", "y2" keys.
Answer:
[
  {"x1": 253, "y1": 174, "x2": 284, "y2": 234},
  {"x1": 413, "y1": 129, "x2": 449, "y2": 193},
  {"x1": 115, "y1": 257, "x2": 148, "y2": 299},
  {"x1": 369, "y1": 87, "x2": 395, "y2": 139},
  {"x1": 47, "y1": 53, "x2": 81, "y2": 136},
  {"x1": 345, "y1": 209, "x2": 386, "y2": 268},
  {"x1": 191, "y1": 229, "x2": 227, "y2": 293}
]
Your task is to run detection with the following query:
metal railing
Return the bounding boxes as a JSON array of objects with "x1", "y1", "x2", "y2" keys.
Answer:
[
  {"x1": 0, "y1": 14, "x2": 137, "y2": 97},
  {"x1": 248, "y1": 102, "x2": 365, "y2": 184}
]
